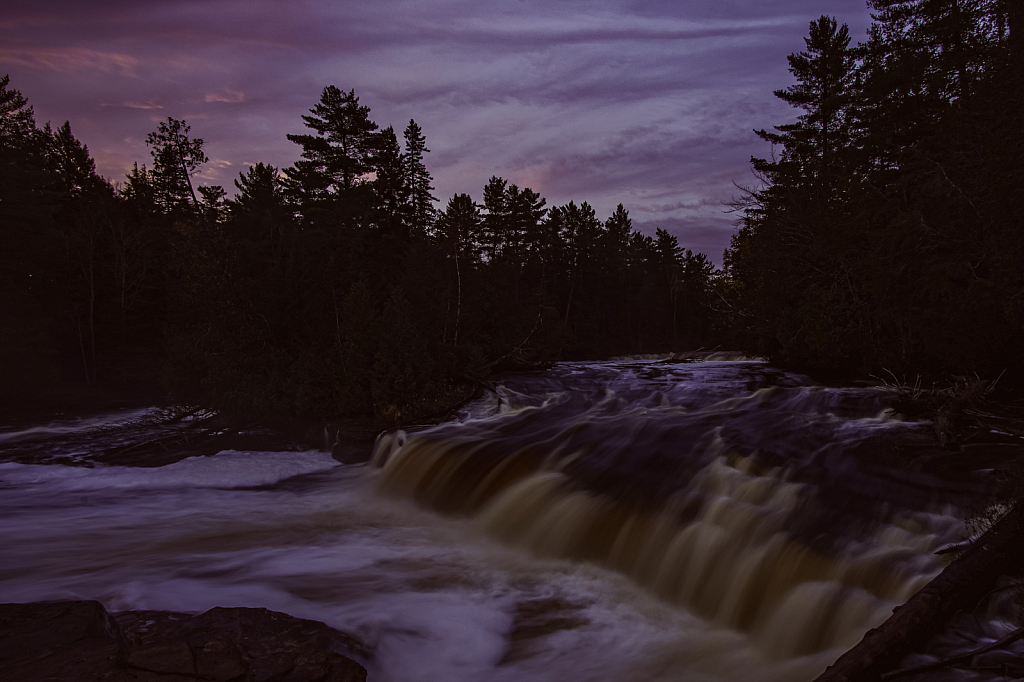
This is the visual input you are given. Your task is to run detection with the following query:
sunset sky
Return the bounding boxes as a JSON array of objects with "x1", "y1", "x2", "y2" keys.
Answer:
[{"x1": 2, "y1": 0, "x2": 874, "y2": 261}]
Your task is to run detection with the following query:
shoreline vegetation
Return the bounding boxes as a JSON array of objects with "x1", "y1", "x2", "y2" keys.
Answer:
[{"x1": 3, "y1": 4, "x2": 1022, "y2": 426}]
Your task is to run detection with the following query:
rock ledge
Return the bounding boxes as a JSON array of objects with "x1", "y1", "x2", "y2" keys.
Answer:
[{"x1": 0, "y1": 601, "x2": 366, "y2": 682}]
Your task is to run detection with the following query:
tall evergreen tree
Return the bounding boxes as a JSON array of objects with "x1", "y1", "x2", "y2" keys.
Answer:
[
  {"x1": 374, "y1": 126, "x2": 410, "y2": 235},
  {"x1": 42, "y1": 121, "x2": 116, "y2": 384},
  {"x1": 655, "y1": 228, "x2": 684, "y2": 346},
  {"x1": 603, "y1": 204, "x2": 632, "y2": 255},
  {"x1": 437, "y1": 194, "x2": 482, "y2": 345},
  {"x1": 402, "y1": 120, "x2": 436, "y2": 234},
  {"x1": 43, "y1": 121, "x2": 106, "y2": 197},
  {"x1": 727, "y1": 16, "x2": 867, "y2": 369},
  {"x1": 0, "y1": 74, "x2": 51, "y2": 258},
  {"x1": 146, "y1": 117, "x2": 207, "y2": 212},
  {"x1": 0, "y1": 75, "x2": 61, "y2": 394},
  {"x1": 285, "y1": 86, "x2": 379, "y2": 203},
  {"x1": 506, "y1": 184, "x2": 547, "y2": 266},
  {"x1": 481, "y1": 176, "x2": 509, "y2": 261},
  {"x1": 0, "y1": 74, "x2": 34, "y2": 140},
  {"x1": 556, "y1": 201, "x2": 603, "y2": 327},
  {"x1": 230, "y1": 163, "x2": 286, "y2": 220},
  {"x1": 754, "y1": 16, "x2": 860, "y2": 191}
]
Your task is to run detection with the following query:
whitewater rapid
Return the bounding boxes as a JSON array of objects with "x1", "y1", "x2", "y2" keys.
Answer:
[{"x1": 0, "y1": 360, "x2": 990, "y2": 681}]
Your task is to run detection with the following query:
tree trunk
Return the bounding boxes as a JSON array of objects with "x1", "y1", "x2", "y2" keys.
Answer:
[
  {"x1": 75, "y1": 314, "x2": 90, "y2": 385},
  {"x1": 87, "y1": 238, "x2": 96, "y2": 384},
  {"x1": 564, "y1": 280, "x2": 574, "y2": 326},
  {"x1": 454, "y1": 252, "x2": 462, "y2": 346},
  {"x1": 176, "y1": 139, "x2": 199, "y2": 208}
]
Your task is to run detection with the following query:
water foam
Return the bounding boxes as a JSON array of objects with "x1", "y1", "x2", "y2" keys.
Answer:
[{"x1": 0, "y1": 449, "x2": 338, "y2": 490}]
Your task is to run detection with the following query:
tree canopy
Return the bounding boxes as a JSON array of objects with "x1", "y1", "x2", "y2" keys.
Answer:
[
  {"x1": 724, "y1": 3, "x2": 1024, "y2": 380},
  {"x1": 0, "y1": 75, "x2": 719, "y2": 421}
]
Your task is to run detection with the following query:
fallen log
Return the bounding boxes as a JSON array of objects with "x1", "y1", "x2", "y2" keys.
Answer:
[{"x1": 812, "y1": 500, "x2": 1024, "y2": 682}]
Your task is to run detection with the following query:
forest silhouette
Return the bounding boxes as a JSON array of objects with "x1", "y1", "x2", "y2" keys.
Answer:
[{"x1": 2, "y1": 0, "x2": 1021, "y2": 422}]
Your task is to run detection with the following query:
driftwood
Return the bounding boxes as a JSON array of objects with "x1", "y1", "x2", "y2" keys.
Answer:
[
  {"x1": 812, "y1": 501, "x2": 1024, "y2": 682},
  {"x1": 934, "y1": 541, "x2": 970, "y2": 555}
]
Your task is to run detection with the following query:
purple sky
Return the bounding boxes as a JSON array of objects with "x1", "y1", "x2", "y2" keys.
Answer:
[{"x1": 2, "y1": 0, "x2": 873, "y2": 262}]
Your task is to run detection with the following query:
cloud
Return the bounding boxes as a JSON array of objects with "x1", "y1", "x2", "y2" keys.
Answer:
[
  {"x1": 205, "y1": 90, "x2": 245, "y2": 103},
  {"x1": 0, "y1": 46, "x2": 139, "y2": 75},
  {"x1": 631, "y1": 198, "x2": 723, "y2": 214},
  {"x1": 1, "y1": 0, "x2": 876, "y2": 260},
  {"x1": 632, "y1": 215, "x2": 738, "y2": 264},
  {"x1": 109, "y1": 101, "x2": 163, "y2": 110}
]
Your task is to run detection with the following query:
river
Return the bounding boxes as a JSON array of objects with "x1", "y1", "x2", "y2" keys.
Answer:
[{"x1": 0, "y1": 359, "x2": 997, "y2": 681}]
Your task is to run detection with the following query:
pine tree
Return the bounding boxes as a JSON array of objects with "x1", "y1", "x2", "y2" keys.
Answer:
[
  {"x1": 655, "y1": 228, "x2": 684, "y2": 346},
  {"x1": 285, "y1": 86, "x2": 379, "y2": 202},
  {"x1": 481, "y1": 176, "x2": 509, "y2": 261},
  {"x1": 374, "y1": 126, "x2": 410, "y2": 234},
  {"x1": 145, "y1": 117, "x2": 207, "y2": 213},
  {"x1": 727, "y1": 17, "x2": 866, "y2": 369},
  {"x1": 557, "y1": 201, "x2": 603, "y2": 327},
  {"x1": 43, "y1": 121, "x2": 106, "y2": 197},
  {"x1": 402, "y1": 120, "x2": 436, "y2": 234},
  {"x1": 0, "y1": 76, "x2": 60, "y2": 392},
  {"x1": 754, "y1": 16, "x2": 860, "y2": 191},
  {"x1": 506, "y1": 184, "x2": 547, "y2": 266},
  {"x1": 438, "y1": 193, "x2": 482, "y2": 263},
  {"x1": 0, "y1": 74, "x2": 35, "y2": 143},
  {"x1": 437, "y1": 194, "x2": 482, "y2": 344},
  {"x1": 603, "y1": 204, "x2": 632, "y2": 255},
  {"x1": 0, "y1": 74, "x2": 51, "y2": 242},
  {"x1": 230, "y1": 163, "x2": 285, "y2": 217}
]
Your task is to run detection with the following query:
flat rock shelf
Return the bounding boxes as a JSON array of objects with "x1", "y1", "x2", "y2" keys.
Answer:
[{"x1": 0, "y1": 600, "x2": 367, "y2": 682}]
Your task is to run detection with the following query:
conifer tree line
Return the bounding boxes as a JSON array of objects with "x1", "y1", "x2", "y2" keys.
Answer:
[
  {"x1": 1, "y1": 81, "x2": 719, "y2": 420},
  {"x1": 4, "y1": 0, "x2": 1020, "y2": 420},
  {"x1": 723, "y1": 0, "x2": 1024, "y2": 381}
]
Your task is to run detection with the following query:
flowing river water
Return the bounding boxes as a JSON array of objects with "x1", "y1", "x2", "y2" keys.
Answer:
[{"x1": 0, "y1": 359, "x2": 999, "y2": 681}]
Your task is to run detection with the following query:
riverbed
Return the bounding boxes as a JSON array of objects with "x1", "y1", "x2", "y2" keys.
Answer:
[{"x1": 0, "y1": 359, "x2": 1001, "y2": 681}]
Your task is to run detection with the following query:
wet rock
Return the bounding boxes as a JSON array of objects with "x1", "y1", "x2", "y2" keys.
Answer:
[
  {"x1": 118, "y1": 606, "x2": 368, "y2": 682},
  {"x1": 249, "y1": 652, "x2": 295, "y2": 682},
  {"x1": 190, "y1": 634, "x2": 246, "y2": 681},
  {"x1": 972, "y1": 647, "x2": 1024, "y2": 677},
  {"x1": 0, "y1": 600, "x2": 124, "y2": 681},
  {"x1": 128, "y1": 640, "x2": 195, "y2": 676},
  {"x1": 499, "y1": 597, "x2": 589, "y2": 665},
  {"x1": 0, "y1": 601, "x2": 367, "y2": 682}
]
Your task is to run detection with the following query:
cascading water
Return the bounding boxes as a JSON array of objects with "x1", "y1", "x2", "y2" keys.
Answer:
[
  {"x1": 0, "y1": 360, "x2": 993, "y2": 682},
  {"x1": 371, "y1": 360, "x2": 977, "y2": 667}
]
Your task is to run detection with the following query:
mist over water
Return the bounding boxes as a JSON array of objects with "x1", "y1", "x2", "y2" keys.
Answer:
[{"x1": 0, "y1": 360, "x2": 987, "y2": 681}]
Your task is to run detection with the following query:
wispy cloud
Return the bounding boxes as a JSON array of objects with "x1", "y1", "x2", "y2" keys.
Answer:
[
  {"x1": 205, "y1": 90, "x2": 245, "y2": 103},
  {"x1": 1, "y1": 0, "x2": 875, "y2": 262},
  {"x1": 0, "y1": 46, "x2": 138, "y2": 75},
  {"x1": 112, "y1": 101, "x2": 163, "y2": 110}
]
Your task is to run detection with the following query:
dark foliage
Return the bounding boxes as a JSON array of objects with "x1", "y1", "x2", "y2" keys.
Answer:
[
  {"x1": 724, "y1": 5, "x2": 1024, "y2": 382},
  {"x1": 1, "y1": 79, "x2": 719, "y2": 422}
]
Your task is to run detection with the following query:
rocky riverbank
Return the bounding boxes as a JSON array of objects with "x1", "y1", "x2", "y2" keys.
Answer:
[{"x1": 0, "y1": 600, "x2": 367, "y2": 682}]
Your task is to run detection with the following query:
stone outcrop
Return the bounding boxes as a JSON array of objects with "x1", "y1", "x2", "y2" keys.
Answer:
[{"x1": 0, "y1": 601, "x2": 367, "y2": 682}]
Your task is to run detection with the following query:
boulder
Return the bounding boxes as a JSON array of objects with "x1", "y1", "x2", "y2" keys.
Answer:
[
  {"x1": 0, "y1": 601, "x2": 366, "y2": 682},
  {"x1": 0, "y1": 600, "x2": 124, "y2": 681}
]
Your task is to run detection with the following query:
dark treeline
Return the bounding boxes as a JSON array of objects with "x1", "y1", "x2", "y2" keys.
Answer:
[
  {"x1": 1, "y1": 81, "x2": 719, "y2": 422},
  {"x1": 723, "y1": 0, "x2": 1024, "y2": 381},
  {"x1": 4, "y1": 0, "x2": 1021, "y2": 421}
]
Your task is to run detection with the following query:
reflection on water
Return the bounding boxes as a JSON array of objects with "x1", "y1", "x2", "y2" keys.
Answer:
[{"x1": 0, "y1": 360, "x2": 991, "y2": 681}]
